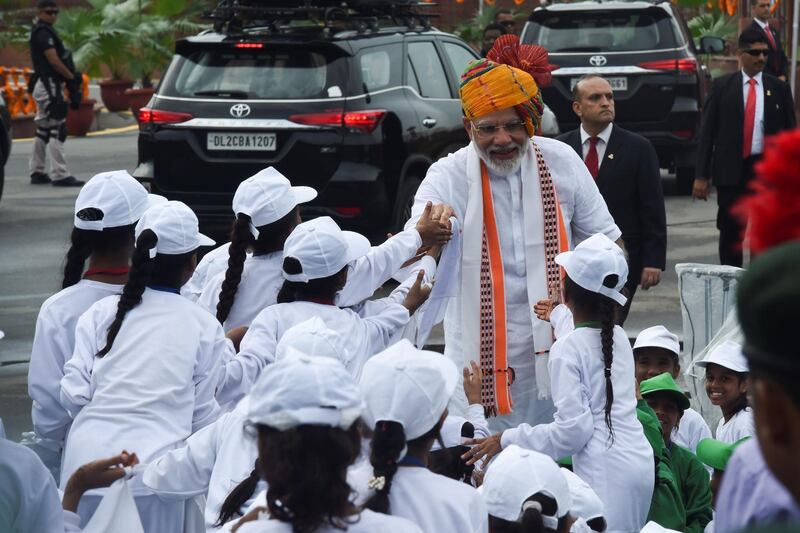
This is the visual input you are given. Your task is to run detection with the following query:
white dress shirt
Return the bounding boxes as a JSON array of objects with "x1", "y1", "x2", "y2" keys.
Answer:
[
  {"x1": 742, "y1": 70, "x2": 765, "y2": 156},
  {"x1": 580, "y1": 122, "x2": 613, "y2": 168}
]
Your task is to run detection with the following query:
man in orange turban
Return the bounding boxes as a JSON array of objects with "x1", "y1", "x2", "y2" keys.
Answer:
[{"x1": 403, "y1": 36, "x2": 621, "y2": 431}]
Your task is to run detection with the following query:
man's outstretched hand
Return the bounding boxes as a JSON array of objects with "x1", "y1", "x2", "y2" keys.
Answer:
[{"x1": 416, "y1": 201, "x2": 453, "y2": 247}]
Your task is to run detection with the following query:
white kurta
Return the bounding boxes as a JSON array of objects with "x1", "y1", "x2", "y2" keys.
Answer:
[
  {"x1": 198, "y1": 229, "x2": 422, "y2": 331},
  {"x1": 715, "y1": 407, "x2": 755, "y2": 444},
  {"x1": 406, "y1": 138, "x2": 620, "y2": 429},
  {"x1": 673, "y1": 407, "x2": 712, "y2": 453},
  {"x1": 217, "y1": 300, "x2": 410, "y2": 407},
  {"x1": 29, "y1": 280, "x2": 123, "y2": 444},
  {"x1": 235, "y1": 509, "x2": 423, "y2": 533},
  {"x1": 501, "y1": 327, "x2": 654, "y2": 533},
  {"x1": 59, "y1": 289, "x2": 229, "y2": 530},
  {"x1": 142, "y1": 396, "x2": 256, "y2": 532}
]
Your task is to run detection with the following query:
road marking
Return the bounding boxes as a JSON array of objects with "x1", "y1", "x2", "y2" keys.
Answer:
[{"x1": 14, "y1": 124, "x2": 139, "y2": 143}]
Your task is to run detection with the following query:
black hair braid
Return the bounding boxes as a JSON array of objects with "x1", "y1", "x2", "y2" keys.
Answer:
[
  {"x1": 215, "y1": 214, "x2": 254, "y2": 324},
  {"x1": 364, "y1": 421, "x2": 406, "y2": 515},
  {"x1": 214, "y1": 460, "x2": 261, "y2": 527},
  {"x1": 97, "y1": 230, "x2": 158, "y2": 357},
  {"x1": 277, "y1": 257, "x2": 346, "y2": 304},
  {"x1": 488, "y1": 494, "x2": 561, "y2": 533},
  {"x1": 62, "y1": 227, "x2": 97, "y2": 288},
  {"x1": 600, "y1": 276, "x2": 618, "y2": 445}
]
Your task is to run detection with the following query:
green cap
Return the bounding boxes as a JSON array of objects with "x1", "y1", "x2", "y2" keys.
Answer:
[
  {"x1": 557, "y1": 456, "x2": 573, "y2": 467},
  {"x1": 737, "y1": 242, "x2": 800, "y2": 374},
  {"x1": 640, "y1": 372, "x2": 690, "y2": 411},
  {"x1": 696, "y1": 437, "x2": 749, "y2": 471}
]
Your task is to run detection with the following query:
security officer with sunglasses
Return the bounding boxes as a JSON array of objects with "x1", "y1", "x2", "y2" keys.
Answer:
[
  {"x1": 29, "y1": 0, "x2": 84, "y2": 187},
  {"x1": 694, "y1": 27, "x2": 794, "y2": 267}
]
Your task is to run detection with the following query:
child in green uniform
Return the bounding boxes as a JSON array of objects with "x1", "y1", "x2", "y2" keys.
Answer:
[{"x1": 641, "y1": 373, "x2": 714, "y2": 533}]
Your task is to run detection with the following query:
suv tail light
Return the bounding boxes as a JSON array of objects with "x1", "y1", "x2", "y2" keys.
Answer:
[
  {"x1": 139, "y1": 108, "x2": 193, "y2": 125},
  {"x1": 289, "y1": 110, "x2": 387, "y2": 133},
  {"x1": 638, "y1": 58, "x2": 698, "y2": 75},
  {"x1": 235, "y1": 42, "x2": 264, "y2": 49}
]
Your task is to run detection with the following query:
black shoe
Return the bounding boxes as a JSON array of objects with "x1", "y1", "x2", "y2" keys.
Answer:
[
  {"x1": 30, "y1": 172, "x2": 52, "y2": 184},
  {"x1": 51, "y1": 176, "x2": 85, "y2": 187}
]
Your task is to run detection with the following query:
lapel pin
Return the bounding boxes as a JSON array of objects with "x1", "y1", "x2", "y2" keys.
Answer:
[
  {"x1": 608, "y1": 153, "x2": 614, "y2": 160},
  {"x1": 767, "y1": 90, "x2": 772, "y2": 96}
]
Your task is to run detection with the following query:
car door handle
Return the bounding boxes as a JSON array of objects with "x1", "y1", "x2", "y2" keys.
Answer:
[{"x1": 422, "y1": 117, "x2": 437, "y2": 128}]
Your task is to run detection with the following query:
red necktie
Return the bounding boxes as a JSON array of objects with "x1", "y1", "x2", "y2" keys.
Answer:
[
  {"x1": 742, "y1": 78, "x2": 757, "y2": 158},
  {"x1": 763, "y1": 25, "x2": 777, "y2": 51},
  {"x1": 585, "y1": 137, "x2": 599, "y2": 179}
]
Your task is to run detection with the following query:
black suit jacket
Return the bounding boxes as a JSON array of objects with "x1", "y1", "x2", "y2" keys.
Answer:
[
  {"x1": 557, "y1": 125, "x2": 666, "y2": 286},
  {"x1": 696, "y1": 71, "x2": 795, "y2": 187},
  {"x1": 748, "y1": 20, "x2": 789, "y2": 79}
]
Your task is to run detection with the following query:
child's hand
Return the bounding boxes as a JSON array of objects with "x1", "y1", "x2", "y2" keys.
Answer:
[
  {"x1": 463, "y1": 361, "x2": 483, "y2": 405},
  {"x1": 415, "y1": 201, "x2": 453, "y2": 247},
  {"x1": 534, "y1": 299, "x2": 556, "y2": 322},
  {"x1": 402, "y1": 270, "x2": 432, "y2": 315}
]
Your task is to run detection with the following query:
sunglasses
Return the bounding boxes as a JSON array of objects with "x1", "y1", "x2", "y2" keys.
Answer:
[
  {"x1": 741, "y1": 49, "x2": 768, "y2": 57},
  {"x1": 44, "y1": 9, "x2": 59, "y2": 15}
]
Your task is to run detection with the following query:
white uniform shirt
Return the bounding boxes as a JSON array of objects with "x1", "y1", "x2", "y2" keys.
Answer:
[
  {"x1": 742, "y1": 70, "x2": 765, "y2": 156},
  {"x1": 217, "y1": 300, "x2": 410, "y2": 406},
  {"x1": 358, "y1": 466, "x2": 488, "y2": 533},
  {"x1": 715, "y1": 407, "x2": 755, "y2": 444},
  {"x1": 29, "y1": 280, "x2": 122, "y2": 442},
  {"x1": 406, "y1": 138, "x2": 620, "y2": 426},
  {"x1": 59, "y1": 288, "x2": 229, "y2": 485},
  {"x1": 235, "y1": 509, "x2": 423, "y2": 533},
  {"x1": 198, "y1": 229, "x2": 422, "y2": 331},
  {"x1": 579, "y1": 122, "x2": 613, "y2": 167},
  {"x1": 672, "y1": 407, "x2": 712, "y2": 453},
  {"x1": 182, "y1": 243, "x2": 235, "y2": 302},
  {"x1": 143, "y1": 397, "x2": 256, "y2": 531},
  {"x1": 501, "y1": 327, "x2": 654, "y2": 533}
]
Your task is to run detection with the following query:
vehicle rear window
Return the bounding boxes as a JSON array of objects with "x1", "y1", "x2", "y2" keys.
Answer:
[
  {"x1": 524, "y1": 9, "x2": 680, "y2": 52},
  {"x1": 160, "y1": 47, "x2": 348, "y2": 99}
]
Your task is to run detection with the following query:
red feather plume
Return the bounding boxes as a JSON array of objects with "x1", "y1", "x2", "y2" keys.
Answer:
[
  {"x1": 732, "y1": 129, "x2": 800, "y2": 253},
  {"x1": 486, "y1": 34, "x2": 556, "y2": 88}
]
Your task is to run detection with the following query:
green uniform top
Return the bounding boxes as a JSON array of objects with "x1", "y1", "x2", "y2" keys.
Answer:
[
  {"x1": 637, "y1": 400, "x2": 687, "y2": 531},
  {"x1": 667, "y1": 442, "x2": 713, "y2": 533}
]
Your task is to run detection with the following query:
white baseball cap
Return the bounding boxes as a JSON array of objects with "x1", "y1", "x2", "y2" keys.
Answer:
[
  {"x1": 246, "y1": 348, "x2": 364, "y2": 431},
  {"x1": 283, "y1": 217, "x2": 371, "y2": 282},
  {"x1": 694, "y1": 340, "x2": 749, "y2": 373},
  {"x1": 232, "y1": 167, "x2": 317, "y2": 239},
  {"x1": 561, "y1": 468, "x2": 604, "y2": 523},
  {"x1": 275, "y1": 317, "x2": 353, "y2": 368},
  {"x1": 359, "y1": 339, "x2": 458, "y2": 440},
  {"x1": 555, "y1": 233, "x2": 629, "y2": 306},
  {"x1": 481, "y1": 445, "x2": 572, "y2": 527},
  {"x1": 134, "y1": 201, "x2": 215, "y2": 258},
  {"x1": 633, "y1": 326, "x2": 681, "y2": 358},
  {"x1": 74, "y1": 170, "x2": 149, "y2": 231},
  {"x1": 431, "y1": 415, "x2": 472, "y2": 451}
]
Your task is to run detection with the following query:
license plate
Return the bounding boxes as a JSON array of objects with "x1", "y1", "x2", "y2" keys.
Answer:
[
  {"x1": 207, "y1": 132, "x2": 276, "y2": 151},
  {"x1": 571, "y1": 76, "x2": 628, "y2": 91}
]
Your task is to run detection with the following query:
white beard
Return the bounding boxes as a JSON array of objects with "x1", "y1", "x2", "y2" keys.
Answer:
[{"x1": 476, "y1": 139, "x2": 529, "y2": 175}]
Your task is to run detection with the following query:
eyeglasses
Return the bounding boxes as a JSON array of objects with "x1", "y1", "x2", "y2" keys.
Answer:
[
  {"x1": 471, "y1": 120, "x2": 527, "y2": 139},
  {"x1": 499, "y1": 20, "x2": 515, "y2": 27},
  {"x1": 44, "y1": 9, "x2": 59, "y2": 15},
  {"x1": 741, "y1": 49, "x2": 768, "y2": 57}
]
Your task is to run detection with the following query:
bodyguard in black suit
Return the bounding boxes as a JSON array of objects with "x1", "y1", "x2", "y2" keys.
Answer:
[
  {"x1": 748, "y1": 0, "x2": 789, "y2": 80},
  {"x1": 694, "y1": 29, "x2": 796, "y2": 266},
  {"x1": 557, "y1": 75, "x2": 666, "y2": 324}
]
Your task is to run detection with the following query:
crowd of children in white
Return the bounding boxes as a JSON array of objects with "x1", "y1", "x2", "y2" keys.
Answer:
[{"x1": 2, "y1": 168, "x2": 762, "y2": 533}]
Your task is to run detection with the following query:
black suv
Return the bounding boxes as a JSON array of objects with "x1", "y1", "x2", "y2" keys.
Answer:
[
  {"x1": 521, "y1": 0, "x2": 710, "y2": 193},
  {"x1": 134, "y1": 1, "x2": 480, "y2": 238}
]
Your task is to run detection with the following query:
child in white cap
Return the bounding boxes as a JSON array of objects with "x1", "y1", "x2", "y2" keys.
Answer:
[
  {"x1": 358, "y1": 339, "x2": 488, "y2": 533},
  {"x1": 217, "y1": 216, "x2": 430, "y2": 405},
  {"x1": 480, "y1": 444, "x2": 573, "y2": 533},
  {"x1": 561, "y1": 468, "x2": 606, "y2": 532},
  {"x1": 465, "y1": 233, "x2": 654, "y2": 533},
  {"x1": 694, "y1": 340, "x2": 753, "y2": 444},
  {"x1": 633, "y1": 326, "x2": 712, "y2": 453},
  {"x1": 142, "y1": 317, "x2": 356, "y2": 532},
  {"x1": 28, "y1": 170, "x2": 162, "y2": 477},
  {"x1": 231, "y1": 350, "x2": 423, "y2": 533},
  {"x1": 59, "y1": 200, "x2": 224, "y2": 532}
]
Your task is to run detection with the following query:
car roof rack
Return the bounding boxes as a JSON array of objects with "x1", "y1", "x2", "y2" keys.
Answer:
[{"x1": 204, "y1": 1, "x2": 438, "y2": 37}]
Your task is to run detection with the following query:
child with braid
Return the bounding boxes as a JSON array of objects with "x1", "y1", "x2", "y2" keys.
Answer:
[
  {"x1": 59, "y1": 201, "x2": 227, "y2": 533},
  {"x1": 464, "y1": 234, "x2": 654, "y2": 533}
]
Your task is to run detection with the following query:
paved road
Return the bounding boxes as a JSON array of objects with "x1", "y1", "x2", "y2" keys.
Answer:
[{"x1": 0, "y1": 131, "x2": 719, "y2": 441}]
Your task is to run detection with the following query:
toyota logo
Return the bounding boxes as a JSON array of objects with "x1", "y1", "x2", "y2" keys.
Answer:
[
  {"x1": 589, "y1": 55, "x2": 607, "y2": 67},
  {"x1": 230, "y1": 103, "x2": 251, "y2": 118}
]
